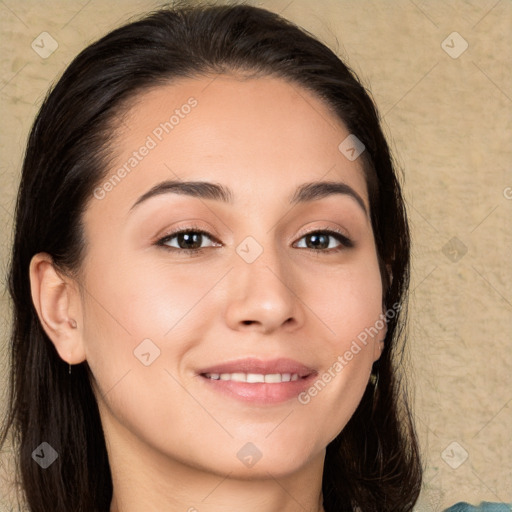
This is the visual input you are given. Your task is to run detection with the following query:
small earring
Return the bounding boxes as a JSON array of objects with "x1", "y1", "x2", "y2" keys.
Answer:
[
  {"x1": 69, "y1": 319, "x2": 77, "y2": 328},
  {"x1": 69, "y1": 364, "x2": 72, "y2": 375},
  {"x1": 370, "y1": 370, "x2": 380, "y2": 414}
]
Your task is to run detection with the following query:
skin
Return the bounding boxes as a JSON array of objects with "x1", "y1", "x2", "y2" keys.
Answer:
[{"x1": 30, "y1": 74, "x2": 386, "y2": 512}]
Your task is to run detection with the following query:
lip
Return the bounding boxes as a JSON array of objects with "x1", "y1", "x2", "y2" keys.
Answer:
[
  {"x1": 197, "y1": 357, "x2": 316, "y2": 378},
  {"x1": 197, "y1": 357, "x2": 318, "y2": 405}
]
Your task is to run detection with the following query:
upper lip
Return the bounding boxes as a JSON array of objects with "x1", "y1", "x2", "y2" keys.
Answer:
[{"x1": 198, "y1": 357, "x2": 317, "y2": 378}]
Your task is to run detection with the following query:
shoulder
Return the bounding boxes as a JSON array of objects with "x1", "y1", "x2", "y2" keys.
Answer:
[{"x1": 443, "y1": 503, "x2": 512, "y2": 512}]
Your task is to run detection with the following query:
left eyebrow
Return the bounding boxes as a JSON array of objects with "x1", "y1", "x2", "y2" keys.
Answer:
[
  {"x1": 290, "y1": 181, "x2": 368, "y2": 216},
  {"x1": 129, "y1": 179, "x2": 368, "y2": 216}
]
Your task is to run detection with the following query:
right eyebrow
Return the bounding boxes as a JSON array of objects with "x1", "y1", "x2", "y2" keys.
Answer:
[{"x1": 130, "y1": 180, "x2": 233, "y2": 212}]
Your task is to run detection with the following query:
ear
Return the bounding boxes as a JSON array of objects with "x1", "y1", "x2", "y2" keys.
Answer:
[{"x1": 29, "y1": 253, "x2": 86, "y2": 365}]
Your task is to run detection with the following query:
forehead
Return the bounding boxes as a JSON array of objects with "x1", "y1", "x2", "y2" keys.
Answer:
[{"x1": 88, "y1": 74, "x2": 369, "y2": 216}]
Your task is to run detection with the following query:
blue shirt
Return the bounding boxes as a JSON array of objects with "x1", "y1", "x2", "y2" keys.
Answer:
[{"x1": 443, "y1": 503, "x2": 512, "y2": 512}]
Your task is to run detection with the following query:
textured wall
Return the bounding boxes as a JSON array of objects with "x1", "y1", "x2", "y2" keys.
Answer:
[{"x1": 0, "y1": 0, "x2": 510, "y2": 510}]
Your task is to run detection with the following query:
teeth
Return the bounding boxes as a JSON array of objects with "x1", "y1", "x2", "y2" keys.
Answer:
[
  {"x1": 204, "y1": 372, "x2": 301, "y2": 383},
  {"x1": 246, "y1": 373, "x2": 265, "y2": 383}
]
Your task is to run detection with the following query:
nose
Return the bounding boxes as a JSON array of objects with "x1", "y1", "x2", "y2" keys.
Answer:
[{"x1": 223, "y1": 245, "x2": 304, "y2": 334}]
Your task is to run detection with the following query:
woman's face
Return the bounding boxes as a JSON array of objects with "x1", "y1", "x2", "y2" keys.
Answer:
[{"x1": 78, "y1": 74, "x2": 385, "y2": 479}]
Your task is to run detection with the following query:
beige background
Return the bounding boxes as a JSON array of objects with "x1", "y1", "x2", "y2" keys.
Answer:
[{"x1": 0, "y1": 0, "x2": 511, "y2": 510}]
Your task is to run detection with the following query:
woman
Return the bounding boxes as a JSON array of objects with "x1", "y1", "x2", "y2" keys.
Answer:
[{"x1": 1, "y1": 2, "x2": 422, "y2": 510}]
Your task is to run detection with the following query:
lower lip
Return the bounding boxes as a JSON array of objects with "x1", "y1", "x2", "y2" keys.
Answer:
[{"x1": 199, "y1": 374, "x2": 317, "y2": 405}]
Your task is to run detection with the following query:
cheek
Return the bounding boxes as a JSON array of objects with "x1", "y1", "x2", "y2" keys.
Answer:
[
  {"x1": 309, "y1": 254, "x2": 384, "y2": 349},
  {"x1": 295, "y1": 256, "x2": 383, "y2": 442},
  {"x1": 82, "y1": 253, "x2": 202, "y2": 338},
  {"x1": 79, "y1": 254, "x2": 223, "y2": 393}
]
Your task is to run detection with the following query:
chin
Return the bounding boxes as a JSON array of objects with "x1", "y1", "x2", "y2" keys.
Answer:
[{"x1": 169, "y1": 439, "x2": 323, "y2": 480}]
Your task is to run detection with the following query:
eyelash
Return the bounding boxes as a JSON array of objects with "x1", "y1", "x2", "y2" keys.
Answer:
[{"x1": 155, "y1": 225, "x2": 354, "y2": 256}]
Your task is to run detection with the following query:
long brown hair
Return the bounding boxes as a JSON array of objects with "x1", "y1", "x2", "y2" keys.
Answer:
[{"x1": 1, "y1": 2, "x2": 422, "y2": 510}]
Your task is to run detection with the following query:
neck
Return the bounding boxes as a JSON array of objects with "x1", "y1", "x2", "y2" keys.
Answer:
[
  {"x1": 110, "y1": 478, "x2": 325, "y2": 512},
  {"x1": 109, "y1": 455, "x2": 326, "y2": 512}
]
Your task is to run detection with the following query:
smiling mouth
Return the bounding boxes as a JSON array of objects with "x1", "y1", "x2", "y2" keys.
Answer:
[
  {"x1": 197, "y1": 357, "x2": 318, "y2": 405},
  {"x1": 201, "y1": 372, "x2": 303, "y2": 383}
]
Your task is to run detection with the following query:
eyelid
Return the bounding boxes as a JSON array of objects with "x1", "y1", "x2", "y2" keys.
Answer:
[{"x1": 154, "y1": 221, "x2": 219, "y2": 243}]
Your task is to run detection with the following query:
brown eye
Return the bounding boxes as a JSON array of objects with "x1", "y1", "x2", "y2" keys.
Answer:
[
  {"x1": 173, "y1": 232, "x2": 204, "y2": 250},
  {"x1": 304, "y1": 233, "x2": 330, "y2": 250},
  {"x1": 157, "y1": 229, "x2": 219, "y2": 253},
  {"x1": 295, "y1": 230, "x2": 353, "y2": 251}
]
